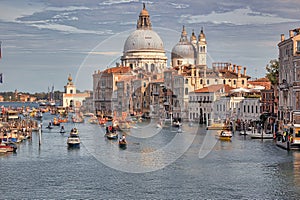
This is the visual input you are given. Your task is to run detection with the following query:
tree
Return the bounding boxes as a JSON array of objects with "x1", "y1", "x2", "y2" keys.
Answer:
[{"x1": 266, "y1": 59, "x2": 279, "y2": 85}]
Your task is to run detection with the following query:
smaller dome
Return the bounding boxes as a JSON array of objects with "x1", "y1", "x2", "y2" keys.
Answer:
[
  {"x1": 172, "y1": 26, "x2": 196, "y2": 59},
  {"x1": 171, "y1": 42, "x2": 196, "y2": 59}
]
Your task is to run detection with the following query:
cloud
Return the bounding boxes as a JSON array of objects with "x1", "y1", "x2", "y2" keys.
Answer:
[
  {"x1": 46, "y1": 6, "x2": 91, "y2": 12},
  {"x1": 180, "y1": 7, "x2": 300, "y2": 25},
  {"x1": 169, "y1": 3, "x2": 189, "y2": 9},
  {"x1": 0, "y1": 1, "x2": 45, "y2": 22},
  {"x1": 27, "y1": 22, "x2": 110, "y2": 35},
  {"x1": 99, "y1": 0, "x2": 140, "y2": 6},
  {"x1": 88, "y1": 51, "x2": 121, "y2": 55}
]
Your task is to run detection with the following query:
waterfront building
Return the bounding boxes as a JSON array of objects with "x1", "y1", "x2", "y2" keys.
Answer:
[
  {"x1": 92, "y1": 3, "x2": 253, "y2": 122},
  {"x1": 213, "y1": 89, "x2": 261, "y2": 123},
  {"x1": 278, "y1": 28, "x2": 300, "y2": 129},
  {"x1": 63, "y1": 74, "x2": 90, "y2": 109},
  {"x1": 188, "y1": 84, "x2": 233, "y2": 123},
  {"x1": 238, "y1": 97, "x2": 261, "y2": 122},
  {"x1": 93, "y1": 66, "x2": 132, "y2": 116}
]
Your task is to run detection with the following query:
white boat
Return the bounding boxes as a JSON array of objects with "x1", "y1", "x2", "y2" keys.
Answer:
[
  {"x1": 67, "y1": 128, "x2": 80, "y2": 148},
  {"x1": 248, "y1": 131, "x2": 273, "y2": 139}
]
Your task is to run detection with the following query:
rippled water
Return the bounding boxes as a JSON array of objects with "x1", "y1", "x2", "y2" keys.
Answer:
[{"x1": 1, "y1": 112, "x2": 300, "y2": 199}]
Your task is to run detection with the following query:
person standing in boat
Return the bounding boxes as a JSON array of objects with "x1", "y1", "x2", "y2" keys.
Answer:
[{"x1": 120, "y1": 134, "x2": 126, "y2": 143}]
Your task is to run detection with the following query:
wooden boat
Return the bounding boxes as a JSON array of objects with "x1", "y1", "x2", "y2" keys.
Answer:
[
  {"x1": 172, "y1": 121, "x2": 182, "y2": 127},
  {"x1": 58, "y1": 118, "x2": 68, "y2": 123},
  {"x1": 216, "y1": 130, "x2": 232, "y2": 141},
  {"x1": 67, "y1": 128, "x2": 80, "y2": 148},
  {"x1": 106, "y1": 132, "x2": 118, "y2": 139},
  {"x1": 53, "y1": 118, "x2": 61, "y2": 126},
  {"x1": 119, "y1": 140, "x2": 127, "y2": 148},
  {"x1": 119, "y1": 136, "x2": 127, "y2": 148},
  {"x1": 99, "y1": 118, "x2": 107, "y2": 126},
  {"x1": 59, "y1": 127, "x2": 66, "y2": 134},
  {"x1": 105, "y1": 126, "x2": 118, "y2": 140},
  {"x1": 0, "y1": 143, "x2": 15, "y2": 153}
]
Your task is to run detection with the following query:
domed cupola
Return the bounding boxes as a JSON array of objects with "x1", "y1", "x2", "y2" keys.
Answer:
[
  {"x1": 171, "y1": 26, "x2": 196, "y2": 67},
  {"x1": 121, "y1": 3, "x2": 167, "y2": 73}
]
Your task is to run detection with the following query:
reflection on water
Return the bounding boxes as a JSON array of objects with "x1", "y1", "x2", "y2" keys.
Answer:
[{"x1": 0, "y1": 112, "x2": 300, "y2": 199}]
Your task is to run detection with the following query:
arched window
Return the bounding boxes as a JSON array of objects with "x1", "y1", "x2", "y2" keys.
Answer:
[
  {"x1": 223, "y1": 80, "x2": 226, "y2": 84},
  {"x1": 200, "y1": 79, "x2": 203, "y2": 84},
  {"x1": 151, "y1": 64, "x2": 155, "y2": 72},
  {"x1": 145, "y1": 63, "x2": 148, "y2": 71},
  {"x1": 242, "y1": 80, "x2": 245, "y2": 85},
  {"x1": 185, "y1": 79, "x2": 189, "y2": 84}
]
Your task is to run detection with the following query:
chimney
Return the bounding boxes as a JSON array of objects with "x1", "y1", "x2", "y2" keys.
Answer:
[
  {"x1": 281, "y1": 34, "x2": 285, "y2": 41},
  {"x1": 233, "y1": 64, "x2": 236, "y2": 73},
  {"x1": 243, "y1": 67, "x2": 246, "y2": 76},
  {"x1": 237, "y1": 66, "x2": 242, "y2": 78},
  {"x1": 289, "y1": 30, "x2": 294, "y2": 38}
]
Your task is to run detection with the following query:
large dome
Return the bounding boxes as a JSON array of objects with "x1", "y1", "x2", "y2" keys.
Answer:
[
  {"x1": 123, "y1": 29, "x2": 165, "y2": 53},
  {"x1": 171, "y1": 42, "x2": 196, "y2": 59}
]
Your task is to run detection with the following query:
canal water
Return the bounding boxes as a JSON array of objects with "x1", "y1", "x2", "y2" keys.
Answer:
[{"x1": 1, "y1": 112, "x2": 300, "y2": 199}]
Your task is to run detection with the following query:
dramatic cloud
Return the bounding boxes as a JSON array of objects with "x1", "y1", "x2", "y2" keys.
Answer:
[{"x1": 180, "y1": 7, "x2": 299, "y2": 25}]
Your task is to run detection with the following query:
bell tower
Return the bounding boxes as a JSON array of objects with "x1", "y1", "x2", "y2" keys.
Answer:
[{"x1": 196, "y1": 27, "x2": 207, "y2": 66}]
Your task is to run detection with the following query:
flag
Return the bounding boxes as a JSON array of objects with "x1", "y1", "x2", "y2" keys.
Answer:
[{"x1": 0, "y1": 73, "x2": 3, "y2": 83}]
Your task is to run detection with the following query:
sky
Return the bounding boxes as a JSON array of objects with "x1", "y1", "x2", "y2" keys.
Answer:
[{"x1": 0, "y1": 0, "x2": 300, "y2": 93}]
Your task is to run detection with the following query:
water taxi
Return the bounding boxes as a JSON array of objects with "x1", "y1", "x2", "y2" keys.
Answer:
[
  {"x1": 67, "y1": 128, "x2": 80, "y2": 148},
  {"x1": 216, "y1": 130, "x2": 233, "y2": 141}
]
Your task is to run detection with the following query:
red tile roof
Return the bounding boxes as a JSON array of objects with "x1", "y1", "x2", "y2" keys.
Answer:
[
  {"x1": 192, "y1": 84, "x2": 234, "y2": 93},
  {"x1": 104, "y1": 66, "x2": 131, "y2": 74}
]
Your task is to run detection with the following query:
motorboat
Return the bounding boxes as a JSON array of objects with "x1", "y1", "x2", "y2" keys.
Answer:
[
  {"x1": 105, "y1": 125, "x2": 118, "y2": 140},
  {"x1": 67, "y1": 128, "x2": 80, "y2": 148},
  {"x1": 216, "y1": 130, "x2": 233, "y2": 141},
  {"x1": 248, "y1": 131, "x2": 273, "y2": 139},
  {"x1": 172, "y1": 121, "x2": 182, "y2": 127}
]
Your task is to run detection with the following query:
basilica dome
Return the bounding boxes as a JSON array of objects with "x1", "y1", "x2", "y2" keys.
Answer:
[
  {"x1": 171, "y1": 26, "x2": 196, "y2": 60},
  {"x1": 121, "y1": 3, "x2": 167, "y2": 73},
  {"x1": 123, "y1": 29, "x2": 164, "y2": 53},
  {"x1": 171, "y1": 41, "x2": 196, "y2": 59}
]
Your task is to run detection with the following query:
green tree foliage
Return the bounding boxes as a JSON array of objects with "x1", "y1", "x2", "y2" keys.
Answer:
[{"x1": 266, "y1": 59, "x2": 279, "y2": 85}]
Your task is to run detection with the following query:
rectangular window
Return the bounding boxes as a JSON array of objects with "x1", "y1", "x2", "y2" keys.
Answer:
[{"x1": 297, "y1": 41, "x2": 300, "y2": 52}]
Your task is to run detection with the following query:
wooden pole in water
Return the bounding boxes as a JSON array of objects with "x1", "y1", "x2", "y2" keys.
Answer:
[{"x1": 38, "y1": 123, "x2": 42, "y2": 146}]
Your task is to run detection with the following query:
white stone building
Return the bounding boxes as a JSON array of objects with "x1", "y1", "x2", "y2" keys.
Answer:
[{"x1": 63, "y1": 74, "x2": 90, "y2": 109}]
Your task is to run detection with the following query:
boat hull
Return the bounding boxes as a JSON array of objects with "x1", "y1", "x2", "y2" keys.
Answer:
[
  {"x1": 67, "y1": 143, "x2": 80, "y2": 148},
  {"x1": 248, "y1": 133, "x2": 273, "y2": 139},
  {"x1": 106, "y1": 133, "x2": 118, "y2": 140}
]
